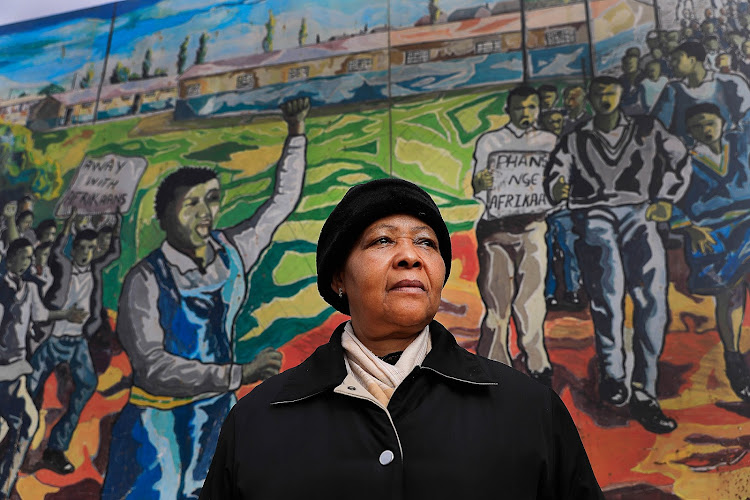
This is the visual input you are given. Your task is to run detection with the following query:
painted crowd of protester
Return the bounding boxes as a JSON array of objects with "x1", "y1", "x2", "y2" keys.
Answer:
[
  {"x1": 1, "y1": 8, "x2": 750, "y2": 495},
  {"x1": 474, "y1": 9, "x2": 750, "y2": 437},
  {"x1": 0, "y1": 197, "x2": 122, "y2": 495}
]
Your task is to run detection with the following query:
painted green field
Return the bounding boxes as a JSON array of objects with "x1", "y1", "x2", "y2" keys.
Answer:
[{"x1": 12, "y1": 86, "x2": 513, "y2": 360}]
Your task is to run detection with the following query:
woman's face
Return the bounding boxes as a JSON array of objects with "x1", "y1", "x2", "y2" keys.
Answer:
[{"x1": 334, "y1": 214, "x2": 446, "y2": 343}]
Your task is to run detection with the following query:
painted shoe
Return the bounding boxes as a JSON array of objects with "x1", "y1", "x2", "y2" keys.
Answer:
[
  {"x1": 40, "y1": 449, "x2": 74, "y2": 475},
  {"x1": 598, "y1": 376, "x2": 629, "y2": 406},
  {"x1": 530, "y1": 367, "x2": 554, "y2": 388},
  {"x1": 724, "y1": 351, "x2": 750, "y2": 402},
  {"x1": 630, "y1": 392, "x2": 677, "y2": 434}
]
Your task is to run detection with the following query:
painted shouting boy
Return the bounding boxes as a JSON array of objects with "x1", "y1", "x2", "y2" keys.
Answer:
[
  {"x1": 472, "y1": 86, "x2": 557, "y2": 387},
  {"x1": 29, "y1": 207, "x2": 121, "y2": 475},
  {"x1": 544, "y1": 76, "x2": 690, "y2": 434},
  {"x1": 102, "y1": 97, "x2": 310, "y2": 499}
]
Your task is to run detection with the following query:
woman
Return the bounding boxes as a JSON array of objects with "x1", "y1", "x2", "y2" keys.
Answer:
[{"x1": 201, "y1": 178, "x2": 604, "y2": 499}]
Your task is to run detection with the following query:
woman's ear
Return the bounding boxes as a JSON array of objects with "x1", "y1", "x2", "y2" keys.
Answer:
[{"x1": 331, "y1": 270, "x2": 344, "y2": 295}]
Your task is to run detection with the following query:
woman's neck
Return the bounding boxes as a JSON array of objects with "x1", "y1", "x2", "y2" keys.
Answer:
[{"x1": 349, "y1": 320, "x2": 424, "y2": 357}]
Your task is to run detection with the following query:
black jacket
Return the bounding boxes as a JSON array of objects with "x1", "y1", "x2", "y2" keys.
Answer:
[{"x1": 201, "y1": 321, "x2": 604, "y2": 500}]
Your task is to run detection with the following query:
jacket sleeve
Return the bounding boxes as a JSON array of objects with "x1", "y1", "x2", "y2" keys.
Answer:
[
  {"x1": 548, "y1": 391, "x2": 605, "y2": 500},
  {"x1": 224, "y1": 135, "x2": 307, "y2": 274},
  {"x1": 116, "y1": 263, "x2": 242, "y2": 397},
  {"x1": 653, "y1": 119, "x2": 690, "y2": 203},
  {"x1": 97, "y1": 235, "x2": 121, "y2": 268},
  {"x1": 29, "y1": 283, "x2": 50, "y2": 323},
  {"x1": 650, "y1": 83, "x2": 675, "y2": 131},
  {"x1": 200, "y1": 406, "x2": 238, "y2": 500},
  {"x1": 543, "y1": 134, "x2": 574, "y2": 204},
  {"x1": 723, "y1": 75, "x2": 750, "y2": 126},
  {"x1": 44, "y1": 232, "x2": 71, "y2": 309}
]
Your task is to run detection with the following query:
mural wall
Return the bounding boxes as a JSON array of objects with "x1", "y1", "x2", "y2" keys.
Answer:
[{"x1": 0, "y1": 0, "x2": 749, "y2": 498}]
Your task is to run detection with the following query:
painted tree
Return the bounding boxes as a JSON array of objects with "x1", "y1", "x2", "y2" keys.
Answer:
[
  {"x1": 177, "y1": 36, "x2": 189, "y2": 74},
  {"x1": 298, "y1": 18, "x2": 308, "y2": 46},
  {"x1": 196, "y1": 33, "x2": 208, "y2": 64},
  {"x1": 37, "y1": 83, "x2": 65, "y2": 95},
  {"x1": 429, "y1": 0, "x2": 441, "y2": 24},
  {"x1": 263, "y1": 10, "x2": 275, "y2": 53},
  {"x1": 142, "y1": 49, "x2": 152, "y2": 79},
  {"x1": 109, "y1": 61, "x2": 130, "y2": 84},
  {"x1": 0, "y1": 123, "x2": 61, "y2": 198},
  {"x1": 79, "y1": 64, "x2": 95, "y2": 88}
]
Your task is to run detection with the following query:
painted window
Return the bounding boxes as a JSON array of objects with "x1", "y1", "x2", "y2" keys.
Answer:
[
  {"x1": 346, "y1": 57, "x2": 373, "y2": 73},
  {"x1": 405, "y1": 49, "x2": 430, "y2": 64},
  {"x1": 186, "y1": 83, "x2": 201, "y2": 97},
  {"x1": 236, "y1": 73, "x2": 255, "y2": 89},
  {"x1": 475, "y1": 39, "x2": 503, "y2": 55},
  {"x1": 288, "y1": 66, "x2": 309, "y2": 81},
  {"x1": 545, "y1": 27, "x2": 577, "y2": 47}
]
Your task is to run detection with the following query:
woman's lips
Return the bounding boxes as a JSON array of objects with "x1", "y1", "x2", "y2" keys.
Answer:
[{"x1": 391, "y1": 279, "x2": 425, "y2": 291}]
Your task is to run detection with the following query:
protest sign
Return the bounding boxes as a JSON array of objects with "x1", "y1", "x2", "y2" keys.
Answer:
[
  {"x1": 55, "y1": 154, "x2": 147, "y2": 217},
  {"x1": 483, "y1": 150, "x2": 552, "y2": 219}
]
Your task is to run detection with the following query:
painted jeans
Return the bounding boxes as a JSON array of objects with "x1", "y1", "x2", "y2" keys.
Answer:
[
  {"x1": 573, "y1": 203, "x2": 668, "y2": 397},
  {"x1": 545, "y1": 209, "x2": 581, "y2": 297},
  {"x1": 101, "y1": 392, "x2": 234, "y2": 500},
  {"x1": 28, "y1": 335, "x2": 97, "y2": 451},
  {"x1": 0, "y1": 377, "x2": 38, "y2": 497}
]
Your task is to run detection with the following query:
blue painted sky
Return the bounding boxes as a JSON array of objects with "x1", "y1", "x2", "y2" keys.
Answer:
[{"x1": 0, "y1": 0, "x2": 512, "y2": 99}]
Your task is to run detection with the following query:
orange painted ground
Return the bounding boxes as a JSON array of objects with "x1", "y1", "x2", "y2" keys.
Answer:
[{"x1": 11, "y1": 231, "x2": 750, "y2": 499}]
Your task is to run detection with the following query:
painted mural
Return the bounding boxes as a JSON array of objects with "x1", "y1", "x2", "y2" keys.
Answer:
[{"x1": 0, "y1": 0, "x2": 749, "y2": 498}]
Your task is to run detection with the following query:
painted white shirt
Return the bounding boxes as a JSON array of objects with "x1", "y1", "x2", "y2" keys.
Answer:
[
  {"x1": 0, "y1": 274, "x2": 48, "y2": 380},
  {"x1": 51, "y1": 264, "x2": 92, "y2": 337},
  {"x1": 472, "y1": 122, "x2": 558, "y2": 220}
]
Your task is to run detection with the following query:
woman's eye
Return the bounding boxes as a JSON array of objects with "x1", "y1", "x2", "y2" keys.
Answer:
[
  {"x1": 418, "y1": 239, "x2": 437, "y2": 248},
  {"x1": 368, "y1": 236, "x2": 391, "y2": 247}
]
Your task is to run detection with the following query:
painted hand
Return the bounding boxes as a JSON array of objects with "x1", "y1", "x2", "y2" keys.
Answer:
[
  {"x1": 2, "y1": 201, "x2": 17, "y2": 219},
  {"x1": 550, "y1": 176, "x2": 570, "y2": 202},
  {"x1": 66, "y1": 305, "x2": 88, "y2": 324},
  {"x1": 646, "y1": 201, "x2": 672, "y2": 222},
  {"x1": 472, "y1": 170, "x2": 494, "y2": 192},
  {"x1": 241, "y1": 347, "x2": 283, "y2": 384},
  {"x1": 280, "y1": 97, "x2": 311, "y2": 136},
  {"x1": 685, "y1": 224, "x2": 717, "y2": 254}
]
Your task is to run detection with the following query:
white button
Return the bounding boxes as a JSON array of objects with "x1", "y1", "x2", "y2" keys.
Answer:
[{"x1": 379, "y1": 450, "x2": 394, "y2": 466}]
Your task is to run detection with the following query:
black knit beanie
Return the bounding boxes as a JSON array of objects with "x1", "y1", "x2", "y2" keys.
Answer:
[{"x1": 316, "y1": 178, "x2": 452, "y2": 314}]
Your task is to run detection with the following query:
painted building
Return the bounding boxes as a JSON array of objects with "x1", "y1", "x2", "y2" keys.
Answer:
[
  {"x1": 175, "y1": 0, "x2": 652, "y2": 119},
  {"x1": 27, "y1": 77, "x2": 176, "y2": 131},
  {"x1": 0, "y1": 95, "x2": 46, "y2": 126},
  {"x1": 2, "y1": 0, "x2": 749, "y2": 498}
]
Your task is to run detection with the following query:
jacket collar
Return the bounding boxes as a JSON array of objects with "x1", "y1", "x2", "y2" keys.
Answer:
[
  {"x1": 505, "y1": 121, "x2": 536, "y2": 138},
  {"x1": 161, "y1": 236, "x2": 223, "y2": 275},
  {"x1": 271, "y1": 320, "x2": 497, "y2": 405},
  {"x1": 581, "y1": 111, "x2": 630, "y2": 132}
]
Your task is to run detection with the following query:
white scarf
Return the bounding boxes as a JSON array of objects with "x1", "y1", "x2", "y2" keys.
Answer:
[{"x1": 341, "y1": 321, "x2": 432, "y2": 406}]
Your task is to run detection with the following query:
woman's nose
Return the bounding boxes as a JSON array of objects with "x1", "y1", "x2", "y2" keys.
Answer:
[{"x1": 395, "y1": 240, "x2": 422, "y2": 268}]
